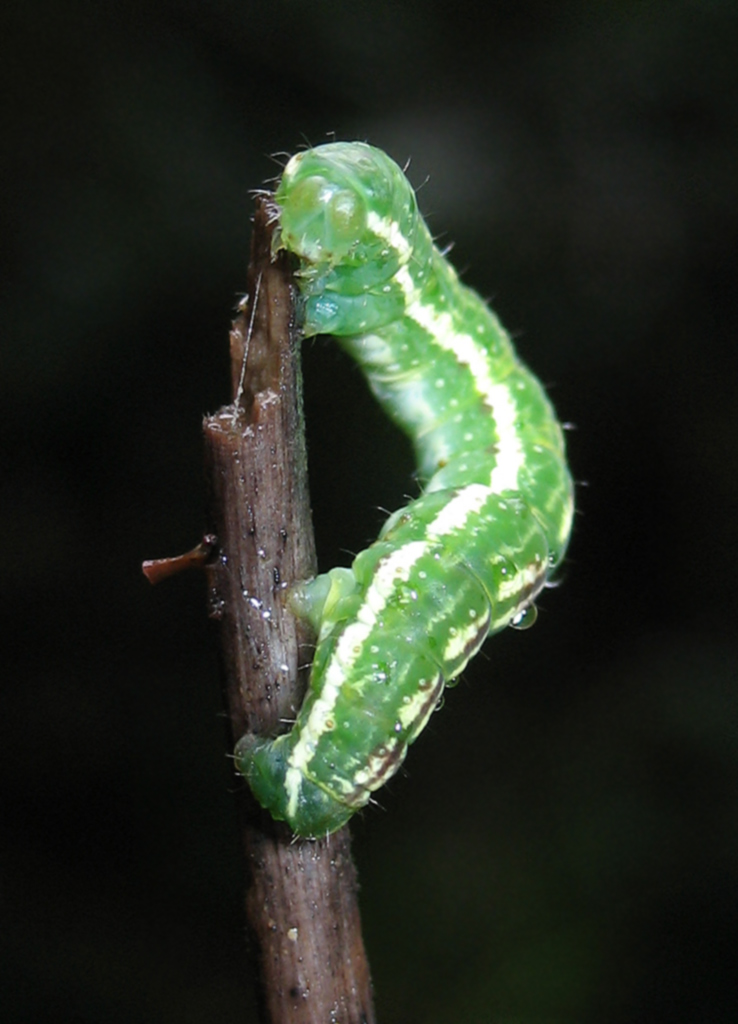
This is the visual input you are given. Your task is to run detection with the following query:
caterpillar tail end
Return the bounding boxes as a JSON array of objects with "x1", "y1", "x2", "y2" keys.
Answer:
[{"x1": 234, "y1": 733, "x2": 356, "y2": 839}]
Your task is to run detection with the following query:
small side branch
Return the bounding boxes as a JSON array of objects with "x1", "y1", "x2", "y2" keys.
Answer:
[
  {"x1": 142, "y1": 535, "x2": 217, "y2": 585},
  {"x1": 202, "y1": 199, "x2": 375, "y2": 1024}
]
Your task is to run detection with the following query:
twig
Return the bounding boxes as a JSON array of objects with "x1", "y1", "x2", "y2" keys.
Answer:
[{"x1": 202, "y1": 198, "x2": 375, "y2": 1024}]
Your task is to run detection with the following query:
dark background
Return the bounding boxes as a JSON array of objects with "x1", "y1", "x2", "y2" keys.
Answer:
[{"x1": 3, "y1": 2, "x2": 737, "y2": 1021}]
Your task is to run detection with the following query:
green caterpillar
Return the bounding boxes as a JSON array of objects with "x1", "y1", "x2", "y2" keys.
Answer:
[{"x1": 235, "y1": 142, "x2": 574, "y2": 837}]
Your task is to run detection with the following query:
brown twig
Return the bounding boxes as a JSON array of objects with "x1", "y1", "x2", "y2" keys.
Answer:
[{"x1": 202, "y1": 198, "x2": 375, "y2": 1024}]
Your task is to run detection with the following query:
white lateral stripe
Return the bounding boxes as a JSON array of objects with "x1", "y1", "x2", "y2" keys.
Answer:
[
  {"x1": 396, "y1": 682, "x2": 440, "y2": 730},
  {"x1": 350, "y1": 739, "x2": 400, "y2": 790},
  {"x1": 442, "y1": 615, "x2": 489, "y2": 663},
  {"x1": 486, "y1": 381, "x2": 524, "y2": 492},
  {"x1": 366, "y1": 211, "x2": 413, "y2": 263},
  {"x1": 287, "y1": 540, "x2": 429, "y2": 776},
  {"x1": 497, "y1": 561, "x2": 543, "y2": 603},
  {"x1": 426, "y1": 483, "x2": 491, "y2": 537},
  {"x1": 284, "y1": 765, "x2": 303, "y2": 819},
  {"x1": 393, "y1": 265, "x2": 525, "y2": 493}
]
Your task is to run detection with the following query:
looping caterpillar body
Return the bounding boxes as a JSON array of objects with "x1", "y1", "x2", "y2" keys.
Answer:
[{"x1": 235, "y1": 142, "x2": 574, "y2": 837}]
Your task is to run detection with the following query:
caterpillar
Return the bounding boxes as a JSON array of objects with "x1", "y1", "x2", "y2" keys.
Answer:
[{"x1": 235, "y1": 142, "x2": 574, "y2": 837}]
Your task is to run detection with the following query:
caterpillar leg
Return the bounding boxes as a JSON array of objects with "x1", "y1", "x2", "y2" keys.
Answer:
[
  {"x1": 288, "y1": 566, "x2": 362, "y2": 636},
  {"x1": 234, "y1": 733, "x2": 358, "y2": 838}
]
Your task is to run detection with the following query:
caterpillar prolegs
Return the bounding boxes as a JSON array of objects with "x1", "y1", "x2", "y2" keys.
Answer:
[{"x1": 235, "y1": 142, "x2": 574, "y2": 837}]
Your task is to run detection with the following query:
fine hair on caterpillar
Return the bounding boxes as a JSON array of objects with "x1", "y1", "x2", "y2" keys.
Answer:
[{"x1": 235, "y1": 142, "x2": 574, "y2": 838}]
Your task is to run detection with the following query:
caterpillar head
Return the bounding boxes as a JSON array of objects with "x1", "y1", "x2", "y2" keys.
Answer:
[{"x1": 274, "y1": 142, "x2": 417, "y2": 272}]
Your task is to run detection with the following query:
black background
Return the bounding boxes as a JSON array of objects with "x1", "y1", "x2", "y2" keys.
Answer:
[{"x1": 3, "y1": 2, "x2": 737, "y2": 1021}]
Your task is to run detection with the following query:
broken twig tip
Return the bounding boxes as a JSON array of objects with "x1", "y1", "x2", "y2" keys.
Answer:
[{"x1": 142, "y1": 534, "x2": 218, "y2": 585}]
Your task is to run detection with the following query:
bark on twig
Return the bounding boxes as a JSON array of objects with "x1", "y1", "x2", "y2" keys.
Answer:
[{"x1": 202, "y1": 198, "x2": 375, "y2": 1024}]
